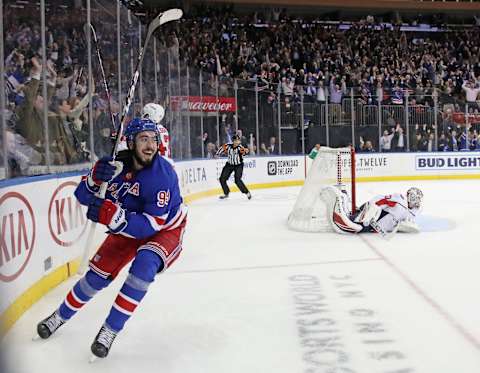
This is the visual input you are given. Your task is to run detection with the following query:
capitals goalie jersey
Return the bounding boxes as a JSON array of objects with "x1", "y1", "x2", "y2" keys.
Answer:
[
  {"x1": 75, "y1": 154, "x2": 187, "y2": 239},
  {"x1": 368, "y1": 193, "x2": 417, "y2": 234}
]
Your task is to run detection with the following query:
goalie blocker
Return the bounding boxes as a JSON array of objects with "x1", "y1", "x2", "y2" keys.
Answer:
[{"x1": 323, "y1": 186, "x2": 423, "y2": 237}]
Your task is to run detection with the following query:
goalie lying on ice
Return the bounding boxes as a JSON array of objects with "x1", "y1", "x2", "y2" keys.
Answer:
[{"x1": 322, "y1": 186, "x2": 423, "y2": 237}]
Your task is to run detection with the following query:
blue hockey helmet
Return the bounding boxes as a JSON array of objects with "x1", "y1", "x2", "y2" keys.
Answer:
[{"x1": 124, "y1": 118, "x2": 159, "y2": 144}]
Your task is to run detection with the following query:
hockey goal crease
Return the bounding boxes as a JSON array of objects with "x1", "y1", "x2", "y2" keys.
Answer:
[{"x1": 287, "y1": 146, "x2": 356, "y2": 233}]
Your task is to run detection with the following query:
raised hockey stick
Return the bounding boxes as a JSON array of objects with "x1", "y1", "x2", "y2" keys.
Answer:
[
  {"x1": 85, "y1": 23, "x2": 116, "y2": 131},
  {"x1": 110, "y1": 8, "x2": 183, "y2": 163},
  {"x1": 77, "y1": 9, "x2": 183, "y2": 275}
]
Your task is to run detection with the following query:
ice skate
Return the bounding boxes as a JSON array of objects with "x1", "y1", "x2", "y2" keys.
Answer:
[
  {"x1": 90, "y1": 324, "x2": 118, "y2": 359},
  {"x1": 36, "y1": 311, "x2": 65, "y2": 339},
  {"x1": 219, "y1": 194, "x2": 229, "y2": 199},
  {"x1": 246, "y1": 192, "x2": 252, "y2": 200}
]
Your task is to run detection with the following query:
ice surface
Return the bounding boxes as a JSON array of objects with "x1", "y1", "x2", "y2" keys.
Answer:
[{"x1": 2, "y1": 180, "x2": 480, "y2": 373}]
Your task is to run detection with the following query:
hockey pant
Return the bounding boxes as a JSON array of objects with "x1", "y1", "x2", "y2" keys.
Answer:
[{"x1": 57, "y1": 220, "x2": 186, "y2": 327}]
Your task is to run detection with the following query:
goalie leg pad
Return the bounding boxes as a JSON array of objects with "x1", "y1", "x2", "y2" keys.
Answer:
[
  {"x1": 321, "y1": 186, "x2": 362, "y2": 234},
  {"x1": 397, "y1": 218, "x2": 420, "y2": 233},
  {"x1": 332, "y1": 199, "x2": 363, "y2": 234}
]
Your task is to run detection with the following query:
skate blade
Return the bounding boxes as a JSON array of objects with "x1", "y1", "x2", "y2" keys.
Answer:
[
  {"x1": 89, "y1": 355, "x2": 98, "y2": 363},
  {"x1": 32, "y1": 334, "x2": 42, "y2": 341}
]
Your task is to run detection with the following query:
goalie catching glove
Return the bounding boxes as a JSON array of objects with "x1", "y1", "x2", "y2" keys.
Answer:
[
  {"x1": 354, "y1": 201, "x2": 382, "y2": 226},
  {"x1": 87, "y1": 157, "x2": 123, "y2": 189},
  {"x1": 87, "y1": 197, "x2": 127, "y2": 234}
]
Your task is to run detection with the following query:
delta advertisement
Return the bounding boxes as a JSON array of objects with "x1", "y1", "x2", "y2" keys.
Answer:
[{"x1": 176, "y1": 156, "x2": 305, "y2": 198}]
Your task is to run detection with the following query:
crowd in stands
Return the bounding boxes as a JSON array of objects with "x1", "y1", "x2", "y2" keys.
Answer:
[
  {"x1": 177, "y1": 5, "x2": 479, "y2": 97},
  {"x1": 173, "y1": 4, "x2": 480, "y2": 152},
  {"x1": 2, "y1": 4, "x2": 119, "y2": 176},
  {"x1": 3, "y1": 2, "x2": 480, "y2": 177}
]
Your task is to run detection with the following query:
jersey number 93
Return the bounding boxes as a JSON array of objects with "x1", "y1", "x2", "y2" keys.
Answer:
[{"x1": 157, "y1": 190, "x2": 170, "y2": 207}]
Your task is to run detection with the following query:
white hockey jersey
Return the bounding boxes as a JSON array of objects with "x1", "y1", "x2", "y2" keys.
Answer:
[
  {"x1": 369, "y1": 193, "x2": 417, "y2": 234},
  {"x1": 156, "y1": 124, "x2": 171, "y2": 159}
]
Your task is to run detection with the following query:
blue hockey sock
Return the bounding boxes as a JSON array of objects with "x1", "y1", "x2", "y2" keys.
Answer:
[
  {"x1": 58, "y1": 270, "x2": 110, "y2": 320},
  {"x1": 105, "y1": 249, "x2": 162, "y2": 332}
]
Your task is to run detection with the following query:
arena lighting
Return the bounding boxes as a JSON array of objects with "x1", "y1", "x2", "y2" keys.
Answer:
[
  {"x1": 335, "y1": 23, "x2": 443, "y2": 32},
  {"x1": 227, "y1": 14, "x2": 447, "y2": 31},
  {"x1": 241, "y1": 20, "x2": 444, "y2": 32}
]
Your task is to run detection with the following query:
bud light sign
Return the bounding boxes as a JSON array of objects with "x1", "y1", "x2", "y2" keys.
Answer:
[{"x1": 416, "y1": 154, "x2": 480, "y2": 170}]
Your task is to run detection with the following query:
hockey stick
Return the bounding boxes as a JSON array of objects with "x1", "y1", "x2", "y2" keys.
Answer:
[
  {"x1": 77, "y1": 9, "x2": 183, "y2": 275},
  {"x1": 74, "y1": 66, "x2": 84, "y2": 95},
  {"x1": 84, "y1": 23, "x2": 116, "y2": 132},
  {"x1": 110, "y1": 8, "x2": 183, "y2": 162}
]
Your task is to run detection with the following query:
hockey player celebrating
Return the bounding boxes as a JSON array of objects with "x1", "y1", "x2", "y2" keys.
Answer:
[
  {"x1": 36, "y1": 118, "x2": 187, "y2": 359},
  {"x1": 324, "y1": 186, "x2": 423, "y2": 237}
]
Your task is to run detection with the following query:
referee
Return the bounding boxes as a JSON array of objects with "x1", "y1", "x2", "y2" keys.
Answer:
[{"x1": 216, "y1": 135, "x2": 252, "y2": 200}]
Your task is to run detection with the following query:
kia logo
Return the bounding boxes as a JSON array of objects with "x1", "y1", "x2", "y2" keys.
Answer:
[
  {"x1": 0, "y1": 192, "x2": 36, "y2": 282},
  {"x1": 48, "y1": 181, "x2": 88, "y2": 247}
]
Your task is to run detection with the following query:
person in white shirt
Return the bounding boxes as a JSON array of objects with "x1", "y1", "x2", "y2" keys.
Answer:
[
  {"x1": 462, "y1": 80, "x2": 480, "y2": 109},
  {"x1": 379, "y1": 130, "x2": 393, "y2": 152},
  {"x1": 316, "y1": 79, "x2": 326, "y2": 103}
]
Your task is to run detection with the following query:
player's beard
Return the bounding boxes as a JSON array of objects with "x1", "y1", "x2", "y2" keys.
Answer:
[{"x1": 133, "y1": 146, "x2": 156, "y2": 168}]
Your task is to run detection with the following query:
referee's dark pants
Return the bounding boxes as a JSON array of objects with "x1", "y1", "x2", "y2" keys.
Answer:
[{"x1": 219, "y1": 163, "x2": 250, "y2": 195}]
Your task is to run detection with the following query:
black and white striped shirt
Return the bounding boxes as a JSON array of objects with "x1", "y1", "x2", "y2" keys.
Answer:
[{"x1": 216, "y1": 143, "x2": 248, "y2": 165}]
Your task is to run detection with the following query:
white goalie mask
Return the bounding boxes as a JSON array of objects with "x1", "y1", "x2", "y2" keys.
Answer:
[
  {"x1": 406, "y1": 187, "x2": 423, "y2": 210},
  {"x1": 142, "y1": 103, "x2": 165, "y2": 124}
]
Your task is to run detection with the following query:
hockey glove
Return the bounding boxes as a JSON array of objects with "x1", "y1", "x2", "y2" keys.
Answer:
[
  {"x1": 87, "y1": 157, "x2": 123, "y2": 188},
  {"x1": 87, "y1": 197, "x2": 127, "y2": 234},
  {"x1": 354, "y1": 202, "x2": 382, "y2": 226}
]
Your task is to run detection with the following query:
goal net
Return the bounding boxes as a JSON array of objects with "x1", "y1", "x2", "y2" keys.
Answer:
[{"x1": 287, "y1": 146, "x2": 356, "y2": 232}]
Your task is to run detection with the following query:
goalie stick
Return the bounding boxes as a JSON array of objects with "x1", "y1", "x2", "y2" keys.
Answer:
[{"x1": 77, "y1": 9, "x2": 183, "y2": 275}]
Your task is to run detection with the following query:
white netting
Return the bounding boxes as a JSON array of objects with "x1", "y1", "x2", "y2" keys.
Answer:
[{"x1": 287, "y1": 147, "x2": 354, "y2": 232}]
